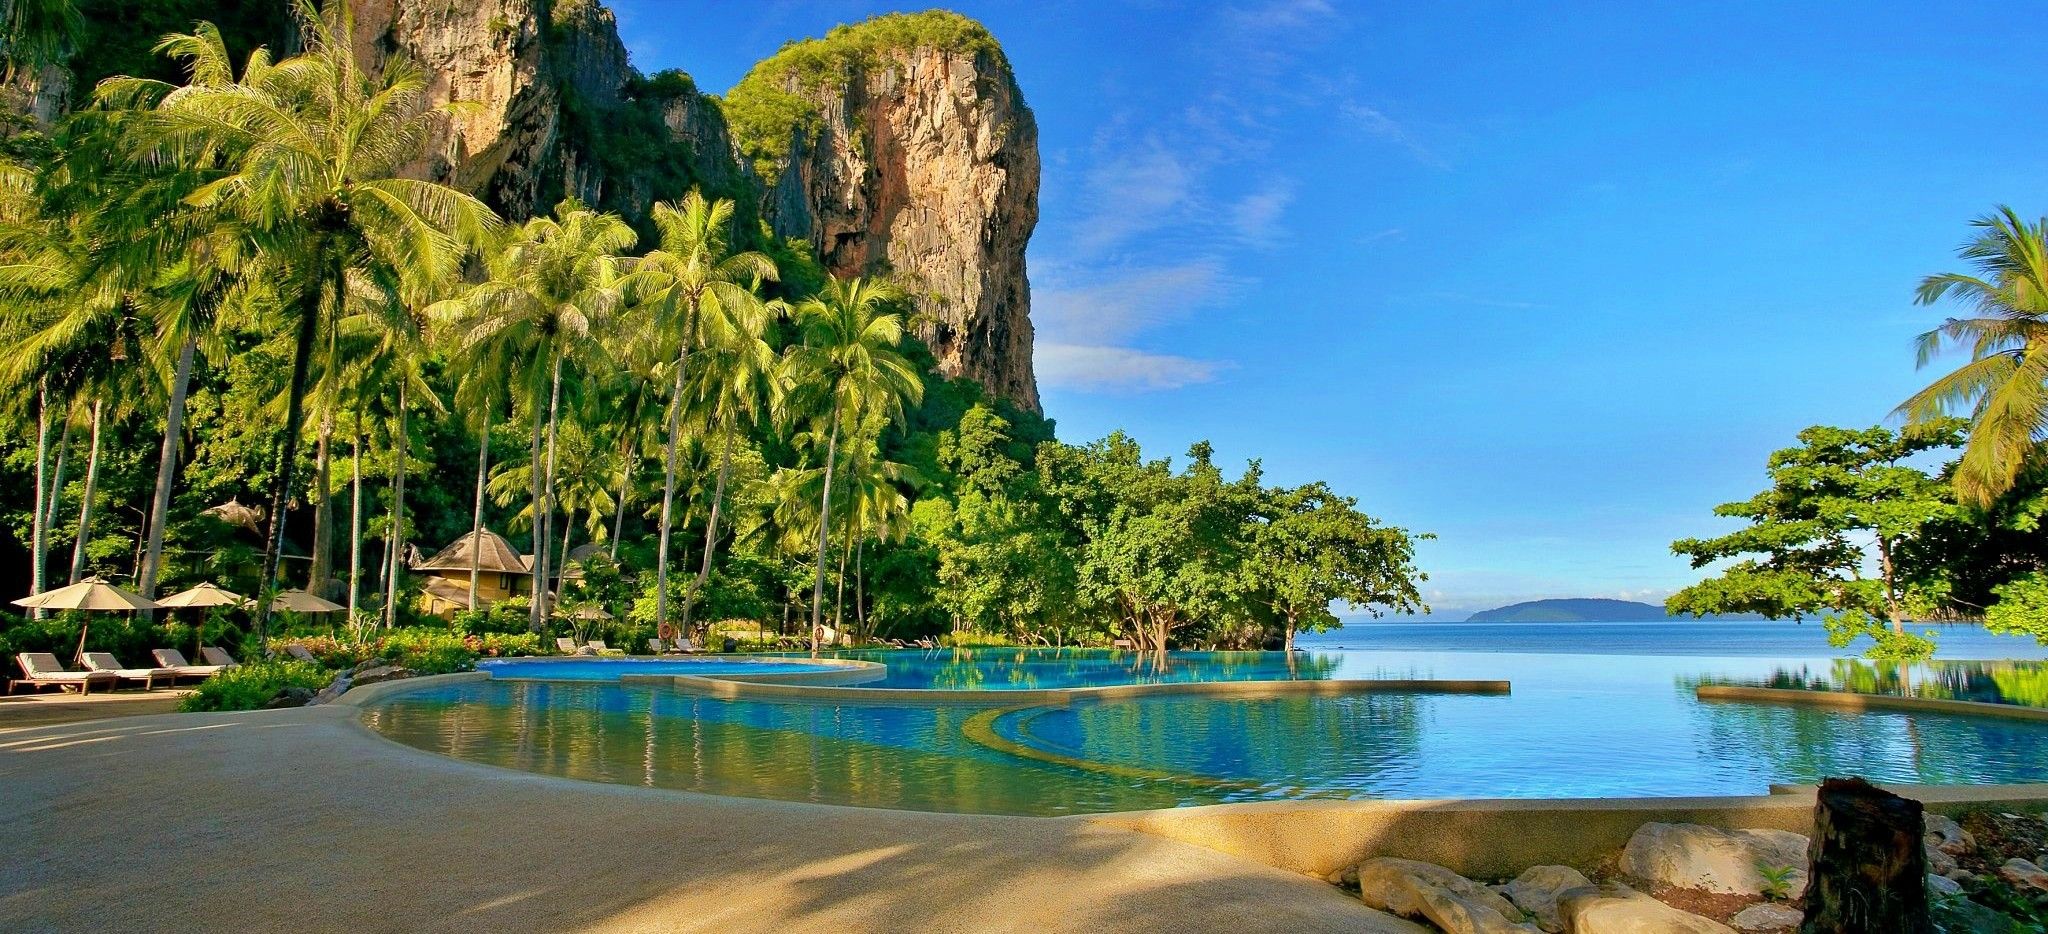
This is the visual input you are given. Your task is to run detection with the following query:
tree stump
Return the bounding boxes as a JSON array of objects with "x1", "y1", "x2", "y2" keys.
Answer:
[{"x1": 1802, "y1": 777, "x2": 1929, "y2": 934}]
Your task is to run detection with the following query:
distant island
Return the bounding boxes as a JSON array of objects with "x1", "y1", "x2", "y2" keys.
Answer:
[{"x1": 1463, "y1": 598, "x2": 1765, "y2": 622}]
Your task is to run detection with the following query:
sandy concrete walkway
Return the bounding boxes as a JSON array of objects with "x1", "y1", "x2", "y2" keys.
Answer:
[
  {"x1": 0, "y1": 705, "x2": 1413, "y2": 933},
  {"x1": 0, "y1": 689, "x2": 190, "y2": 729}
]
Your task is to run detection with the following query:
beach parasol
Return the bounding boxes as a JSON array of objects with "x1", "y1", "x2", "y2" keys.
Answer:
[
  {"x1": 157, "y1": 582, "x2": 247, "y2": 609},
  {"x1": 12, "y1": 576, "x2": 161, "y2": 664},
  {"x1": 157, "y1": 583, "x2": 248, "y2": 656},
  {"x1": 267, "y1": 589, "x2": 346, "y2": 613}
]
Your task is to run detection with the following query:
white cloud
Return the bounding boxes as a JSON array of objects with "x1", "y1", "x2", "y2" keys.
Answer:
[
  {"x1": 1341, "y1": 102, "x2": 1448, "y2": 169},
  {"x1": 1036, "y1": 344, "x2": 1227, "y2": 392},
  {"x1": 1033, "y1": 260, "x2": 1234, "y2": 346},
  {"x1": 1070, "y1": 144, "x2": 1197, "y2": 252},
  {"x1": 1230, "y1": 181, "x2": 1295, "y2": 246}
]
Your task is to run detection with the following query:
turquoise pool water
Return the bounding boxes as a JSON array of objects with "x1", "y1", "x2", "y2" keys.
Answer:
[
  {"x1": 478, "y1": 658, "x2": 837, "y2": 681},
  {"x1": 366, "y1": 629, "x2": 2048, "y2": 815}
]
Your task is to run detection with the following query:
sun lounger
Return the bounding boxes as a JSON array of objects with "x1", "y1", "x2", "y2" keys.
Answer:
[
  {"x1": 673, "y1": 638, "x2": 699, "y2": 654},
  {"x1": 646, "y1": 638, "x2": 668, "y2": 655},
  {"x1": 10, "y1": 652, "x2": 119, "y2": 695},
  {"x1": 585, "y1": 639, "x2": 609, "y2": 652},
  {"x1": 198, "y1": 647, "x2": 239, "y2": 667},
  {"x1": 557, "y1": 637, "x2": 580, "y2": 654},
  {"x1": 81, "y1": 652, "x2": 174, "y2": 690},
  {"x1": 282, "y1": 644, "x2": 319, "y2": 664},
  {"x1": 151, "y1": 649, "x2": 223, "y2": 681}
]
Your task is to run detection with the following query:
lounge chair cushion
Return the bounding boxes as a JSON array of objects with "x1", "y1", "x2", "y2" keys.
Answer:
[{"x1": 199, "y1": 647, "x2": 238, "y2": 667}]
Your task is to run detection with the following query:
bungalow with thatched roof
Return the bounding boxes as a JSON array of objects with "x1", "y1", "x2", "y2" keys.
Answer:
[{"x1": 413, "y1": 529, "x2": 534, "y2": 618}]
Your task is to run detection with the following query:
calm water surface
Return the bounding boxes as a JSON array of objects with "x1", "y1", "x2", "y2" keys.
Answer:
[{"x1": 364, "y1": 621, "x2": 2048, "y2": 815}]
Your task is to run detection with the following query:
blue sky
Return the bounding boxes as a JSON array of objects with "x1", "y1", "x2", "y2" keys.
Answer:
[{"x1": 608, "y1": 1, "x2": 2045, "y2": 618}]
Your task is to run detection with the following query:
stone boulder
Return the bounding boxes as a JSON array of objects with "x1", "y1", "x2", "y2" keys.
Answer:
[
  {"x1": 1356, "y1": 858, "x2": 1538, "y2": 934},
  {"x1": 263, "y1": 686, "x2": 316, "y2": 709},
  {"x1": 1558, "y1": 883, "x2": 1735, "y2": 934},
  {"x1": 309, "y1": 675, "x2": 354, "y2": 705},
  {"x1": 1924, "y1": 843, "x2": 1959, "y2": 877},
  {"x1": 1999, "y1": 857, "x2": 2048, "y2": 893},
  {"x1": 1728, "y1": 902, "x2": 1801, "y2": 933},
  {"x1": 1619, "y1": 823, "x2": 1810, "y2": 898},
  {"x1": 1500, "y1": 865, "x2": 1592, "y2": 933},
  {"x1": 349, "y1": 665, "x2": 413, "y2": 687},
  {"x1": 1923, "y1": 813, "x2": 1975, "y2": 855}
]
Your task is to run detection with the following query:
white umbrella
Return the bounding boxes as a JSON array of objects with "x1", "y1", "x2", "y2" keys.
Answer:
[
  {"x1": 157, "y1": 583, "x2": 248, "y2": 656},
  {"x1": 12, "y1": 576, "x2": 160, "y2": 664},
  {"x1": 156, "y1": 582, "x2": 247, "y2": 608},
  {"x1": 267, "y1": 589, "x2": 345, "y2": 613}
]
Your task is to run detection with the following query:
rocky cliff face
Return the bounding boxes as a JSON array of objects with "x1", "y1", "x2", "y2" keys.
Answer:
[
  {"x1": 42, "y1": 3, "x2": 1041, "y2": 411},
  {"x1": 347, "y1": 0, "x2": 629, "y2": 215},
  {"x1": 750, "y1": 41, "x2": 1041, "y2": 411}
]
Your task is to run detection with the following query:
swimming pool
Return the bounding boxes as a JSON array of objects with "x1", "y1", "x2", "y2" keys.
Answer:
[
  {"x1": 365, "y1": 642, "x2": 2048, "y2": 815},
  {"x1": 478, "y1": 657, "x2": 849, "y2": 681}
]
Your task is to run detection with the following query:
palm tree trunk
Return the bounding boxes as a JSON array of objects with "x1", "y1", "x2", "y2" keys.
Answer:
[
  {"x1": 835, "y1": 525, "x2": 852, "y2": 636},
  {"x1": 537, "y1": 355, "x2": 564, "y2": 622},
  {"x1": 468, "y1": 405, "x2": 491, "y2": 613},
  {"x1": 383, "y1": 380, "x2": 409, "y2": 629},
  {"x1": 30, "y1": 384, "x2": 51, "y2": 607},
  {"x1": 856, "y1": 540, "x2": 866, "y2": 642},
  {"x1": 526, "y1": 378, "x2": 547, "y2": 634},
  {"x1": 560, "y1": 507, "x2": 574, "y2": 580},
  {"x1": 609, "y1": 457, "x2": 630, "y2": 561},
  {"x1": 681, "y1": 406, "x2": 732, "y2": 637},
  {"x1": 347, "y1": 419, "x2": 364, "y2": 626},
  {"x1": 654, "y1": 348, "x2": 688, "y2": 633},
  {"x1": 809, "y1": 405, "x2": 842, "y2": 654},
  {"x1": 44, "y1": 405, "x2": 71, "y2": 538},
  {"x1": 308, "y1": 408, "x2": 335, "y2": 594},
  {"x1": 255, "y1": 280, "x2": 327, "y2": 642},
  {"x1": 67, "y1": 397, "x2": 104, "y2": 585},
  {"x1": 139, "y1": 338, "x2": 198, "y2": 600}
]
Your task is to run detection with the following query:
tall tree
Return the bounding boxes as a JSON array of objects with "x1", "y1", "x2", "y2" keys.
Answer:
[
  {"x1": 678, "y1": 281, "x2": 782, "y2": 636},
  {"x1": 1900, "y1": 207, "x2": 2048, "y2": 506},
  {"x1": 1668, "y1": 422, "x2": 1970, "y2": 660},
  {"x1": 781, "y1": 276, "x2": 923, "y2": 651},
  {"x1": 433, "y1": 199, "x2": 630, "y2": 630},
  {"x1": 622, "y1": 190, "x2": 775, "y2": 636},
  {"x1": 113, "y1": 0, "x2": 498, "y2": 639}
]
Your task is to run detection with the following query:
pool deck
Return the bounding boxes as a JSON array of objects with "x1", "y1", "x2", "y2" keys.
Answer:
[{"x1": 0, "y1": 702, "x2": 1419, "y2": 933}]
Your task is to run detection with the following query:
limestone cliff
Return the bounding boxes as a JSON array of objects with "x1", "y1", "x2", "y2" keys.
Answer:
[
  {"x1": 729, "y1": 14, "x2": 1042, "y2": 410},
  {"x1": 42, "y1": 4, "x2": 1041, "y2": 411}
]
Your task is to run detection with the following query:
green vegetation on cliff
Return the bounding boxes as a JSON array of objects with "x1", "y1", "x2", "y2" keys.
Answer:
[{"x1": 719, "y1": 10, "x2": 1008, "y2": 176}]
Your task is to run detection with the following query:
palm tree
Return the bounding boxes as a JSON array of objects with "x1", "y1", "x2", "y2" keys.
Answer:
[
  {"x1": 622, "y1": 190, "x2": 776, "y2": 635},
  {"x1": 111, "y1": 1, "x2": 499, "y2": 639},
  {"x1": 835, "y1": 419, "x2": 919, "y2": 641},
  {"x1": 1900, "y1": 206, "x2": 2048, "y2": 506},
  {"x1": 780, "y1": 276, "x2": 923, "y2": 651},
  {"x1": 0, "y1": 185, "x2": 156, "y2": 588},
  {"x1": 678, "y1": 290, "x2": 783, "y2": 636},
  {"x1": 433, "y1": 200, "x2": 632, "y2": 630},
  {"x1": 341, "y1": 278, "x2": 443, "y2": 627}
]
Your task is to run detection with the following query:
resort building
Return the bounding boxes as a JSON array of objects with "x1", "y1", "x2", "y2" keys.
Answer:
[{"x1": 414, "y1": 529, "x2": 533, "y2": 618}]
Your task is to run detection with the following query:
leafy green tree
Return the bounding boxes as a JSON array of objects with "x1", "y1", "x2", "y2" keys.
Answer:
[
  {"x1": 781, "y1": 276, "x2": 923, "y2": 650},
  {"x1": 114, "y1": 1, "x2": 499, "y2": 639},
  {"x1": 1987, "y1": 571, "x2": 2048, "y2": 645},
  {"x1": 1668, "y1": 422, "x2": 1970, "y2": 659},
  {"x1": 622, "y1": 189, "x2": 776, "y2": 634},
  {"x1": 1249, "y1": 481, "x2": 1428, "y2": 650},
  {"x1": 1900, "y1": 207, "x2": 2048, "y2": 506}
]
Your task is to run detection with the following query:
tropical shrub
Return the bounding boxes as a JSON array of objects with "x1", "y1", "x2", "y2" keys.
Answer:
[{"x1": 178, "y1": 661, "x2": 334, "y2": 712}]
